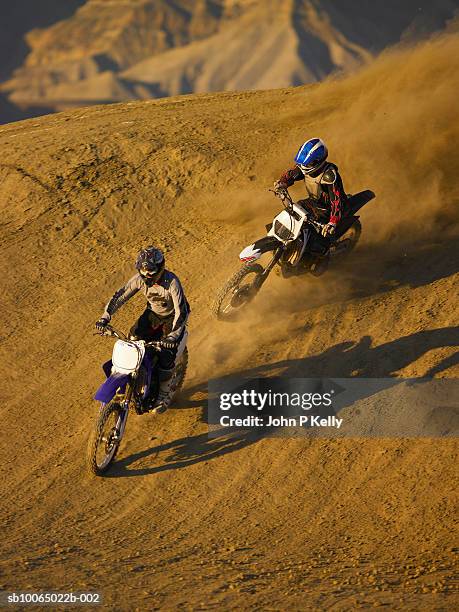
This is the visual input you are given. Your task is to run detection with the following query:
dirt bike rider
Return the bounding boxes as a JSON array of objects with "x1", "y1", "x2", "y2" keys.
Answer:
[
  {"x1": 95, "y1": 246, "x2": 189, "y2": 413},
  {"x1": 274, "y1": 137, "x2": 347, "y2": 275}
]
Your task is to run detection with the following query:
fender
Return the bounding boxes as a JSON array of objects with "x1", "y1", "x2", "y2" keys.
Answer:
[
  {"x1": 94, "y1": 373, "x2": 130, "y2": 403},
  {"x1": 347, "y1": 190, "x2": 375, "y2": 216},
  {"x1": 239, "y1": 236, "x2": 281, "y2": 262}
]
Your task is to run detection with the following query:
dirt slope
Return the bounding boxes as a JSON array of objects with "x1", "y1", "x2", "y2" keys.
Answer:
[{"x1": 0, "y1": 28, "x2": 458, "y2": 610}]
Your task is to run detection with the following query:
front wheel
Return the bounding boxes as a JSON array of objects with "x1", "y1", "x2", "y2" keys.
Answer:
[
  {"x1": 213, "y1": 263, "x2": 264, "y2": 320},
  {"x1": 87, "y1": 400, "x2": 128, "y2": 476}
]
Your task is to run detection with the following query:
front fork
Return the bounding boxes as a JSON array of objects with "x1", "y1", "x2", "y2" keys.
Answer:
[
  {"x1": 125, "y1": 372, "x2": 146, "y2": 416},
  {"x1": 254, "y1": 246, "x2": 285, "y2": 289},
  {"x1": 114, "y1": 379, "x2": 133, "y2": 438}
]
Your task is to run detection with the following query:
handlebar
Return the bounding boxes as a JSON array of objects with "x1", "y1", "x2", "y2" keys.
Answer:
[
  {"x1": 145, "y1": 340, "x2": 163, "y2": 350},
  {"x1": 94, "y1": 324, "x2": 127, "y2": 341},
  {"x1": 307, "y1": 217, "x2": 327, "y2": 233},
  {"x1": 95, "y1": 325, "x2": 162, "y2": 350},
  {"x1": 269, "y1": 187, "x2": 294, "y2": 208},
  {"x1": 269, "y1": 188, "x2": 326, "y2": 233}
]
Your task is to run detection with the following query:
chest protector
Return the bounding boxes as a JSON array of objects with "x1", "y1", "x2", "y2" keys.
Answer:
[
  {"x1": 302, "y1": 163, "x2": 340, "y2": 218},
  {"x1": 304, "y1": 165, "x2": 331, "y2": 199}
]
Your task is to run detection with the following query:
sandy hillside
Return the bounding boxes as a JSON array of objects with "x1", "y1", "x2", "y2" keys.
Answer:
[{"x1": 0, "y1": 26, "x2": 458, "y2": 610}]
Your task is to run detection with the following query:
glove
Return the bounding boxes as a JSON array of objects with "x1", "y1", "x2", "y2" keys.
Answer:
[
  {"x1": 321, "y1": 222, "x2": 336, "y2": 238},
  {"x1": 161, "y1": 337, "x2": 177, "y2": 350},
  {"x1": 273, "y1": 180, "x2": 288, "y2": 196},
  {"x1": 95, "y1": 316, "x2": 110, "y2": 332}
]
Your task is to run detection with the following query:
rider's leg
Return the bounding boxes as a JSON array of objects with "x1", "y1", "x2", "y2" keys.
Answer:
[
  {"x1": 129, "y1": 309, "x2": 153, "y2": 340},
  {"x1": 152, "y1": 327, "x2": 185, "y2": 414},
  {"x1": 303, "y1": 228, "x2": 331, "y2": 276},
  {"x1": 129, "y1": 309, "x2": 163, "y2": 340}
]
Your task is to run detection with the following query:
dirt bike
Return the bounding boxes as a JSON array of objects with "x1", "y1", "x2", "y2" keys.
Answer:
[
  {"x1": 87, "y1": 324, "x2": 188, "y2": 475},
  {"x1": 213, "y1": 188, "x2": 375, "y2": 320}
]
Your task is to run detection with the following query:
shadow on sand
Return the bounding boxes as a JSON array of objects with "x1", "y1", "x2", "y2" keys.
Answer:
[
  {"x1": 107, "y1": 226, "x2": 459, "y2": 477},
  {"x1": 107, "y1": 324, "x2": 458, "y2": 478}
]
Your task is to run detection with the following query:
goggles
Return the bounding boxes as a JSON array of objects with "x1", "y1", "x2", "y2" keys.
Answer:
[
  {"x1": 299, "y1": 160, "x2": 322, "y2": 173},
  {"x1": 139, "y1": 267, "x2": 160, "y2": 279}
]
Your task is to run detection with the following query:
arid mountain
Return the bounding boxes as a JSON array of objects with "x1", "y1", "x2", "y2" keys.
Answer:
[
  {"x1": 0, "y1": 1, "x2": 85, "y2": 81},
  {"x1": 0, "y1": 26, "x2": 458, "y2": 607},
  {"x1": 1, "y1": 0, "x2": 458, "y2": 122},
  {"x1": 0, "y1": 1, "x2": 85, "y2": 122}
]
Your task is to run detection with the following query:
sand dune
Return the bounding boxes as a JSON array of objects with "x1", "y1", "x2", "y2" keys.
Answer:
[{"x1": 0, "y1": 28, "x2": 458, "y2": 608}]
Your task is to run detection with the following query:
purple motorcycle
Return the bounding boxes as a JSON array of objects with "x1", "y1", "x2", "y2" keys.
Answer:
[{"x1": 87, "y1": 325, "x2": 188, "y2": 475}]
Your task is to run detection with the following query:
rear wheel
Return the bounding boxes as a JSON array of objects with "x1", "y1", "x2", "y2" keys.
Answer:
[
  {"x1": 213, "y1": 263, "x2": 264, "y2": 320},
  {"x1": 332, "y1": 219, "x2": 362, "y2": 257},
  {"x1": 87, "y1": 400, "x2": 127, "y2": 476}
]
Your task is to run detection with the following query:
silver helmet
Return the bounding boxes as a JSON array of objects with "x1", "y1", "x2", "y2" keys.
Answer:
[{"x1": 135, "y1": 246, "x2": 165, "y2": 284}]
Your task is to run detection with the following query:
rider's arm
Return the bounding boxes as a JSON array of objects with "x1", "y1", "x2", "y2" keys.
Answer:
[
  {"x1": 321, "y1": 166, "x2": 346, "y2": 225},
  {"x1": 278, "y1": 166, "x2": 304, "y2": 187},
  {"x1": 102, "y1": 274, "x2": 142, "y2": 319},
  {"x1": 166, "y1": 277, "x2": 189, "y2": 342}
]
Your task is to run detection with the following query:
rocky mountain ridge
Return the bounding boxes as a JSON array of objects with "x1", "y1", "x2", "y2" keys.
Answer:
[{"x1": 1, "y1": 0, "x2": 458, "y2": 122}]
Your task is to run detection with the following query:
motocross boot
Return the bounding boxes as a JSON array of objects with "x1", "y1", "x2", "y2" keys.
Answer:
[
  {"x1": 151, "y1": 370, "x2": 175, "y2": 414},
  {"x1": 310, "y1": 251, "x2": 330, "y2": 277}
]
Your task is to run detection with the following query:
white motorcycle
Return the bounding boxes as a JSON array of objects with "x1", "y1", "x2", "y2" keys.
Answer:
[{"x1": 213, "y1": 188, "x2": 375, "y2": 320}]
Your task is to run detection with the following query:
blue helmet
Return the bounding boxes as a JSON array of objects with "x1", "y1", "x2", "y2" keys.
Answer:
[{"x1": 294, "y1": 138, "x2": 328, "y2": 175}]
